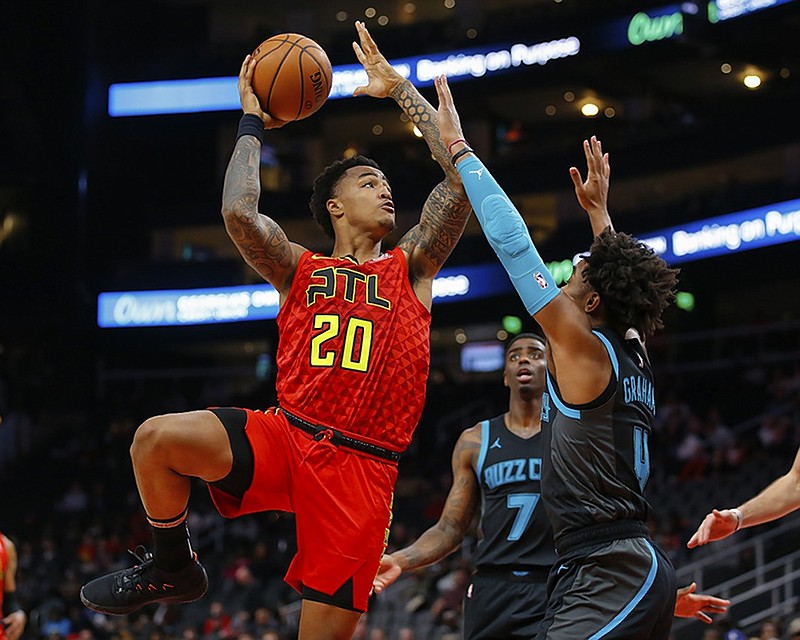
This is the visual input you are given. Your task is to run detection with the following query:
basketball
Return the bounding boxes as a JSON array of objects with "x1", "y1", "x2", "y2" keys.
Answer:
[{"x1": 251, "y1": 33, "x2": 333, "y2": 122}]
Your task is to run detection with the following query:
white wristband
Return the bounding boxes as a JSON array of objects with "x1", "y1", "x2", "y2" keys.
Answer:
[{"x1": 731, "y1": 508, "x2": 743, "y2": 531}]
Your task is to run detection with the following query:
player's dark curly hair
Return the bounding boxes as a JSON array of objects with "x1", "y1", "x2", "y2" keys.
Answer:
[
  {"x1": 583, "y1": 229, "x2": 679, "y2": 338},
  {"x1": 308, "y1": 155, "x2": 381, "y2": 238}
]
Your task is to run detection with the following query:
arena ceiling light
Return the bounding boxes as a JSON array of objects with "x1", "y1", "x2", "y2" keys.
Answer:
[
  {"x1": 581, "y1": 101, "x2": 600, "y2": 117},
  {"x1": 743, "y1": 73, "x2": 763, "y2": 89}
]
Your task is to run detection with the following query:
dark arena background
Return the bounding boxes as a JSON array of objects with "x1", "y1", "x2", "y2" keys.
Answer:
[{"x1": 1, "y1": 1, "x2": 800, "y2": 639}]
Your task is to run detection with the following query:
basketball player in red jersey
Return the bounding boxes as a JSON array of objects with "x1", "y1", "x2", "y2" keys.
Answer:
[
  {"x1": 1, "y1": 533, "x2": 26, "y2": 640},
  {"x1": 80, "y1": 22, "x2": 471, "y2": 640}
]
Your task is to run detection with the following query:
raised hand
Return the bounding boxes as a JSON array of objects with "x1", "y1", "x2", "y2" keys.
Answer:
[
  {"x1": 372, "y1": 554, "x2": 403, "y2": 594},
  {"x1": 569, "y1": 135, "x2": 610, "y2": 218},
  {"x1": 687, "y1": 509, "x2": 741, "y2": 548},
  {"x1": 433, "y1": 75, "x2": 466, "y2": 150},
  {"x1": 352, "y1": 21, "x2": 404, "y2": 98},
  {"x1": 238, "y1": 55, "x2": 288, "y2": 129}
]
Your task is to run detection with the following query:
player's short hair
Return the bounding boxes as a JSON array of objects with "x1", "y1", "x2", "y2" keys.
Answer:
[
  {"x1": 583, "y1": 228, "x2": 679, "y2": 338},
  {"x1": 309, "y1": 155, "x2": 382, "y2": 238},
  {"x1": 505, "y1": 332, "x2": 546, "y2": 355}
]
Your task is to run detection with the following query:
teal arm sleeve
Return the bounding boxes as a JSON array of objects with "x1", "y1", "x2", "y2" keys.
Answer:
[{"x1": 456, "y1": 155, "x2": 559, "y2": 315}]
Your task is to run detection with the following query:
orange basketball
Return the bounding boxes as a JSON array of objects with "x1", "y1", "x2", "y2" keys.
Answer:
[{"x1": 251, "y1": 33, "x2": 333, "y2": 122}]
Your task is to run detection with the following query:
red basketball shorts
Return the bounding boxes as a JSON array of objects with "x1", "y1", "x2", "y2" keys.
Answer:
[{"x1": 207, "y1": 408, "x2": 397, "y2": 611}]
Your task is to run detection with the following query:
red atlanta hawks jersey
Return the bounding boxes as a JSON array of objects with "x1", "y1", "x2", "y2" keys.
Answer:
[{"x1": 276, "y1": 248, "x2": 431, "y2": 451}]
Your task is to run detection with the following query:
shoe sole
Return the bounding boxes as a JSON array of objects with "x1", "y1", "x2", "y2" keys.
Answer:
[{"x1": 79, "y1": 586, "x2": 208, "y2": 616}]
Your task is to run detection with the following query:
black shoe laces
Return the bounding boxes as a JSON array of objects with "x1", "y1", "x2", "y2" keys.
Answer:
[{"x1": 114, "y1": 545, "x2": 155, "y2": 592}]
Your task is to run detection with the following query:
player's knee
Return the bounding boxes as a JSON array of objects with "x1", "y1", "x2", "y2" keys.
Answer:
[{"x1": 130, "y1": 415, "x2": 173, "y2": 461}]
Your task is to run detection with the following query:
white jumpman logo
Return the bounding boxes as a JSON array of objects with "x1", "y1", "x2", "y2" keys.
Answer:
[
  {"x1": 490, "y1": 437, "x2": 502, "y2": 449},
  {"x1": 469, "y1": 169, "x2": 484, "y2": 179}
]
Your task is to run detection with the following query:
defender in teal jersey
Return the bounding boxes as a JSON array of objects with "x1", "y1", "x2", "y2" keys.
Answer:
[
  {"x1": 374, "y1": 109, "x2": 728, "y2": 635},
  {"x1": 374, "y1": 333, "x2": 553, "y2": 640},
  {"x1": 433, "y1": 74, "x2": 685, "y2": 639}
]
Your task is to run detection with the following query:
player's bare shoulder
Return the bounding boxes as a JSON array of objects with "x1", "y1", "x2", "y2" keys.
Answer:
[{"x1": 452, "y1": 422, "x2": 483, "y2": 470}]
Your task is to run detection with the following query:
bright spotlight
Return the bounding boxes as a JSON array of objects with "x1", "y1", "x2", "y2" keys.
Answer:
[
  {"x1": 581, "y1": 102, "x2": 600, "y2": 117},
  {"x1": 743, "y1": 74, "x2": 762, "y2": 89}
]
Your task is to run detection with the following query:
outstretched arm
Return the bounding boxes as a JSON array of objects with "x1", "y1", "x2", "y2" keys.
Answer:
[
  {"x1": 433, "y1": 74, "x2": 560, "y2": 320},
  {"x1": 373, "y1": 427, "x2": 481, "y2": 594},
  {"x1": 688, "y1": 447, "x2": 800, "y2": 548},
  {"x1": 221, "y1": 55, "x2": 305, "y2": 296},
  {"x1": 435, "y1": 75, "x2": 608, "y2": 401},
  {"x1": 569, "y1": 136, "x2": 613, "y2": 237},
  {"x1": 352, "y1": 22, "x2": 471, "y2": 284},
  {"x1": 352, "y1": 21, "x2": 464, "y2": 193}
]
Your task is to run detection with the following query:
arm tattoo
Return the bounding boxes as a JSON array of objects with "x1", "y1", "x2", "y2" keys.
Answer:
[
  {"x1": 398, "y1": 180, "x2": 472, "y2": 272},
  {"x1": 221, "y1": 136, "x2": 294, "y2": 287},
  {"x1": 391, "y1": 80, "x2": 470, "y2": 278},
  {"x1": 396, "y1": 434, "x2": 480, "y2": 570},
  {"x1": 390, "y1": 80, "x2": 462, "y2": 187}
]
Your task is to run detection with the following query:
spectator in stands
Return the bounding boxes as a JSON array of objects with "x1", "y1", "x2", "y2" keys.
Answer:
[
  {"x1": 704, "y1": 407, "x2": 737, "y2": 474},
  {"x1": 430, "y1": 565, "x2": 469, "y2": 632},
  {"x1": 677, "y1": 415, "x2": 708, "y2": 480},
  {"x1": 757, "y1": 618, "x2": 781, "y2": 640},
  {"x1": 785, "y1": 616, "x2": 800, "y2": 639},
  {"x1": 201, "y1": 601, "x2": 232, "y2": 639}
]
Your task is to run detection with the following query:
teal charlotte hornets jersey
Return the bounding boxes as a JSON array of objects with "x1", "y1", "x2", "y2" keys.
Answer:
[
  {"x1": 474, "y1": 415, "x2": 556, "y2": 570},
  {"x1": 541, "y1": 326, "x2": 655, "y2": 549}
]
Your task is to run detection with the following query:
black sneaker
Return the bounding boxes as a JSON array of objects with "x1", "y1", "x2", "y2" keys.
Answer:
[{"x1": 80, "y1": 546, "x2": 208, "y2": 615}]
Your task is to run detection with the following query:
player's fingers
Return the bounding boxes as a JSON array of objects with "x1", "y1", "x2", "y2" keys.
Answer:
[
  {"x1": 583, "y1": 138, "x2": 593, "y2": 166},
  {"x1": 353, "y1": 85, "x2": 367, "y2": 96},
  {"x1": 437, "y1": 75, "x2": 453, "y2": 105},
  {"x1": 244, "y1": 57, "x2": 257, "y2": 82},
  {"x1": 592, "y1": 136, "x2": 603, "y2": 166},
  {"x1": 569, "y1": 167, "x2": 583, "y2": 190},
  {"x1": 590, "y1": 137, "x2": 602, "y2": 173},
  {"x1": 352, "y1": 41, "x2": 366, "y2": 63},
  {"x1": 696, "y1": 612, "x2": 713, "y2": 624},
  {"x1": 362, "y1": 24, "x2": 379, "y2": 54},
  {"x1": 434, "y1": 75, "x2": 446, "y2": 103},
  {"x1": 355, "y1": 20, "x2": 374, "y2": 51},
  {"x1": 354, "y1": 21, "x2": 366, "y2": 50},
  {"x1": 604, "y1": 153, "x2": 611, "y2": 177},
  {"x1": 264, "y1": 115, "x2": 288, "y2": 129}
]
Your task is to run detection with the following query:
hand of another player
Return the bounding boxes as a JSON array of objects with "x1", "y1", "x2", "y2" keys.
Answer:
[
  {"x1": 352, "y1": 21, "x2": 404, "y2": 98},
  {"x1": 372, "y1": 554, "x2": 403, "y2": 594},
  {"x1": 433, "y1": 75, "x2": 465, "y2": 151},
  {"x1": 674, "y1": 582, "x2": 730, "y2": 624},
  {"x1": 687, "y1": 509, "x2": 739, "y2": 548},
  {"x1": 238, "y1": 55, "x2": 288, "y2": 130},
  {"x1": 569, "y1": 136, "x2": 610, "y2": 218},
  {"x1": 2, "y1": 610, "x2": 27, "y2": 640}
]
